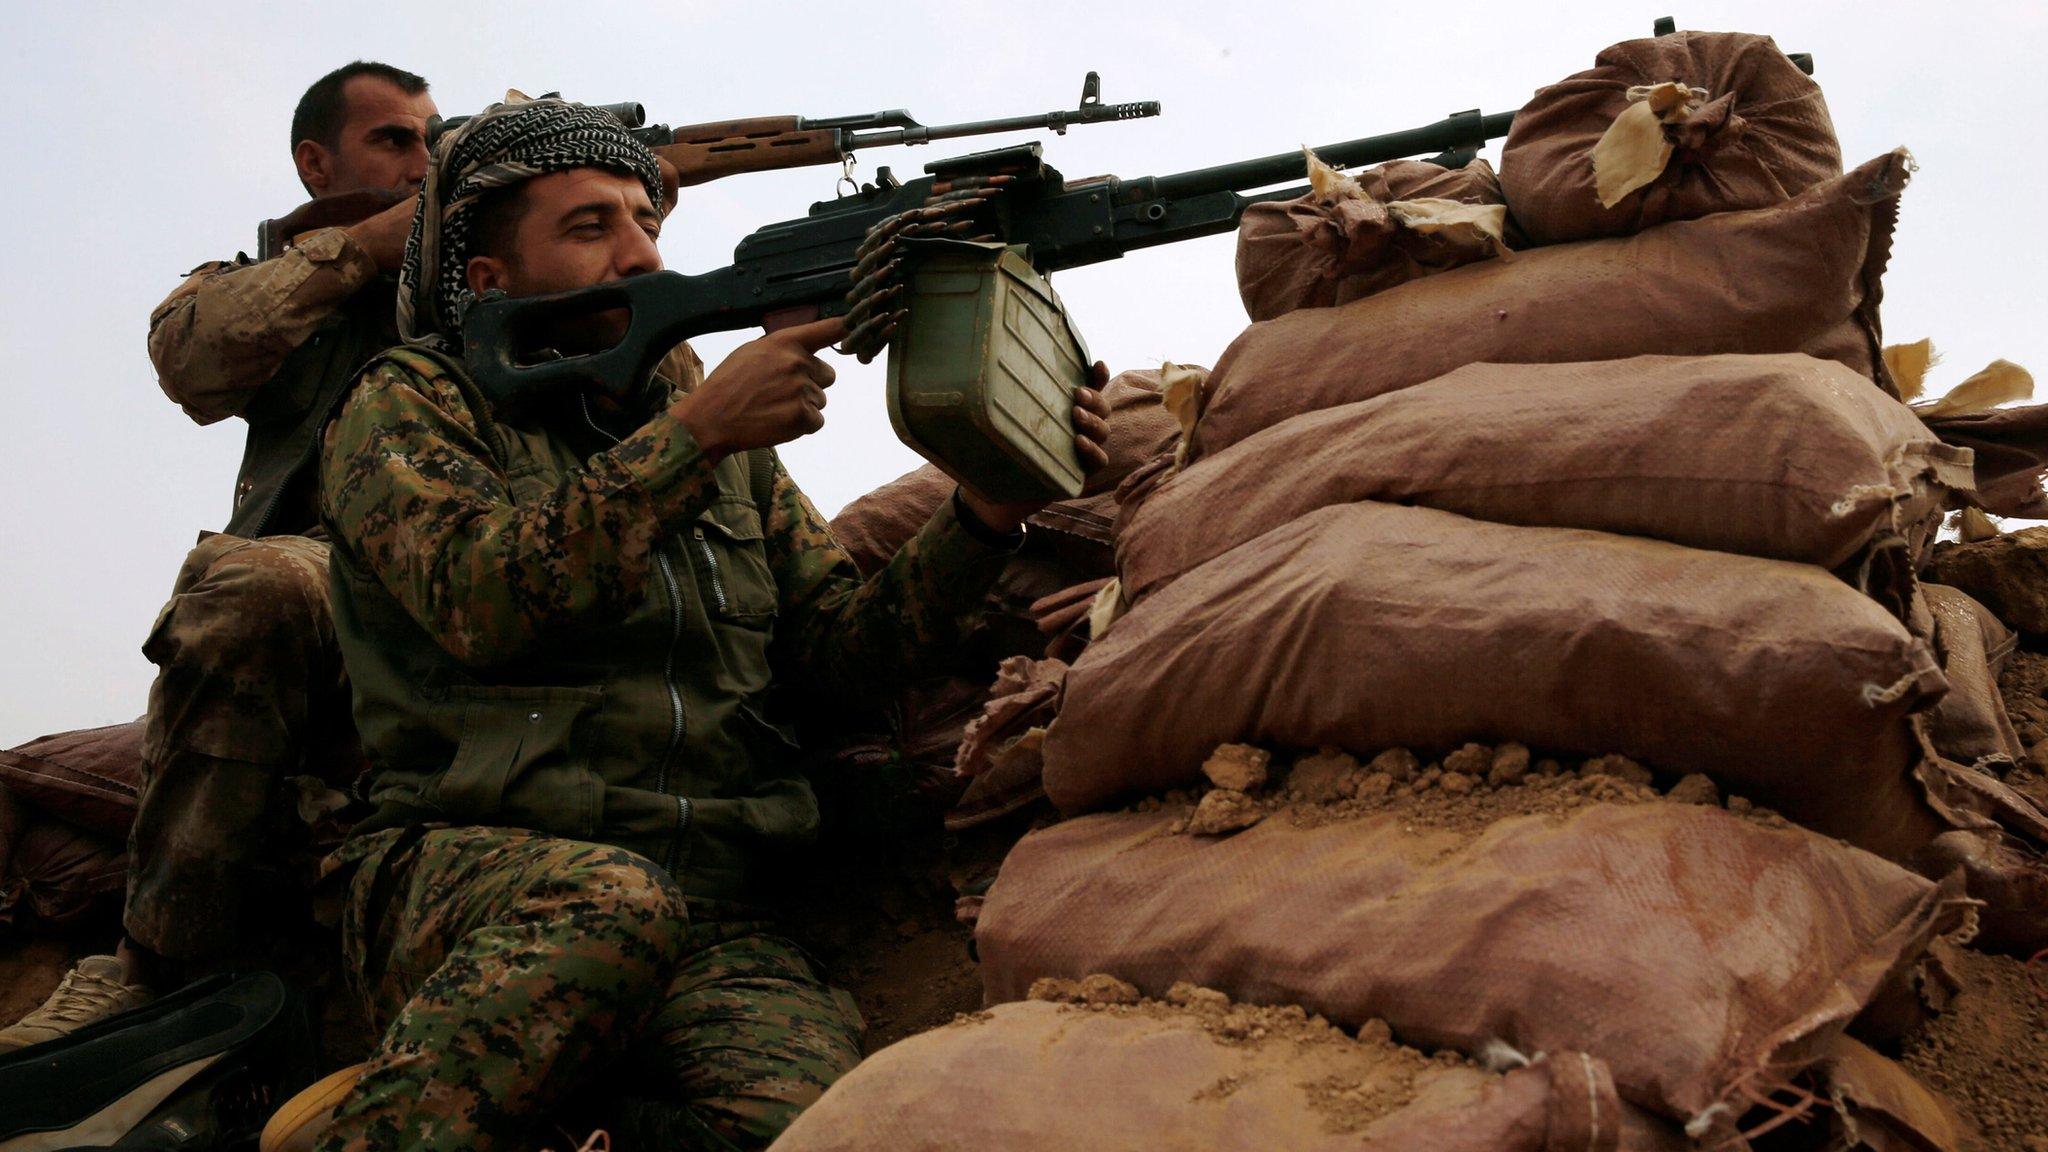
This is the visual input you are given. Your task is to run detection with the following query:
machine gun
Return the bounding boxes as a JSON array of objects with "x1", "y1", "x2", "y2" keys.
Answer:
[
  {"x1": 461, "y1": 106, "x2": 1518, "y2": 408},
  {"x1": 256, "y1": 75, "x2": 1159, "y2": 259}
]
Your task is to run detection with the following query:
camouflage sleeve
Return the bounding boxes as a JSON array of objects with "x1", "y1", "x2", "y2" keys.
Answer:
[
  {"x1": 148, "y1": 228, "x2": 380, "y2": 425},
  {"x1": 320, "y1": 357, "x2": 722, "y2": 667},
  {"x1": 761, "y1": 458, "x2": 1014, "y2": 707}
]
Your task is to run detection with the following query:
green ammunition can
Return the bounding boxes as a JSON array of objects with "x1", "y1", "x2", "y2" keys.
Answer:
[{"x1": 885, "y1": 239, "x2": 1091, "y2": 502}]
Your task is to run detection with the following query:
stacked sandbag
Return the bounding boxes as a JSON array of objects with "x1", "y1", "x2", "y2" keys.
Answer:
[
  {"x1": 0, "y1": 781, "x2": 125, "y2": 936},
  {"x1": 926, "y1": 28, "x2": 2020, "y2": 1146},
  {"x1": 1187, "y1": 149, "x2": 1910, "y2": 462},
  {"x1": 1116, "y1": 354, "x2": 1971, "y2": 605},
  {"x1": 774, "y1": 978, "x2": 1684, "y2": 1152},
  {"x1": 1923, "y1": 583, "x2": 2025, "y2": 770},
  {"x1": 975, "y1": 758, "x2": 1968, "y2": 1140},
  {"x1": 1062, "y1": 501, "x2": 1975, "y2": 857},
  {"x1": 1498, "y1": 30, "x2": 1841, "y2": 244},
  {"x1": 1236, "y1": 154, "x2": 1514, "y2": 321},
  {"x1": 0, "y1": 720, "x2": 144, "y2": 840},
  {"x1": 0, "y1": 722, "x2": 143, "y2": 935}
]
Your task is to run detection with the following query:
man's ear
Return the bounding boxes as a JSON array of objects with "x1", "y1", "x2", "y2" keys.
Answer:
[
  {"x1": 466, "y1": 254, "x2": 512, "y2": 297},
  {"x1": 294, "y1": 139, "x2": 333, "y2": 196}
]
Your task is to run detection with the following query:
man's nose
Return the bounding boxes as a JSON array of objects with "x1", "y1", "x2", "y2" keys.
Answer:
[
  {"x1": 617, "y1": 223, "x2": 662, "y2": 276},
  {"x1": 401, "y1": 146, "x2": 429, "y2": 187}
]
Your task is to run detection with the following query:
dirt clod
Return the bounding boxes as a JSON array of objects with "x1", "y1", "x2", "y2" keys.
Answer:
[
  {"x1": 1667, "y1": 774, "x2": 1720, "y2": 806},
  {"x1": 1292, "y1": 748, "x2": 1362, "y2": 802},
  {"x1": 1442, "y1": 742, "x2": 1492, "y2": 778},
  {"x1": 1185, "y1": 788, "x2": 1266, "y2": 835},
  {"x1": 1202, "y1": 743, "x2": 1272, "y2": 792},
  {"x1": 1367, "y1": 748, "x2": 1420, "y2": 783},
  {"x1": 1582, "y1": 754, "x2": 1654, "y2": 787},
  {"x1": 1488, "y1": 743, "x2": 1531, "y2": 787}
]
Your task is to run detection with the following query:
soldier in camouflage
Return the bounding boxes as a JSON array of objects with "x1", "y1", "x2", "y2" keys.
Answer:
[
  {"x1": 307, "y1": 96, "x2": 1111, "y2": 1151},
  {"x1": 0, "y1": 62, "x2": 438, "y2": 1053}
]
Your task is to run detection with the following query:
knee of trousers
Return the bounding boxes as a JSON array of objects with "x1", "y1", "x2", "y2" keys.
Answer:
[
  {"x1": 512, "y1": 846, "x2": 693, "y2": 976},
  {"x1": 144, "y1": 536, "x2": 335, "y2": 675}
]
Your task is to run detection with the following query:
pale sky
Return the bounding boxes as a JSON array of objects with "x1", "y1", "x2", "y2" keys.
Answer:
[{"x1": 1, "y1": 0, "x2": 2043, "y2": 745}]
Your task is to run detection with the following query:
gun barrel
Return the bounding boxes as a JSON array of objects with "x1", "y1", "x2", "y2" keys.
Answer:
[
  {"x1": 851, "y1": 101, "x2": 1161, "y2": 149},
  {"x1": 1147, "y1": 108, "x2": 1516, "y2": 200}
]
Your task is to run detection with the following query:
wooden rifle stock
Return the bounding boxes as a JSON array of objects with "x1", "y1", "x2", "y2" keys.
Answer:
[
  {"x1": 652, "y1": 117, "x2": 845, "y2": 187},
  {"x1": 256, "y1": 188, "x2": 408, "y2": 261}
]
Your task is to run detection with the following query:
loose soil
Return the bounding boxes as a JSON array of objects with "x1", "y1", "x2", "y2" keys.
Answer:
[
  {"x1": 1900, "y1": 943, "x2": 2048, "y2": 1152},
  {"x1": 0, "y1": 934, "x2": 76, "y2": 1028},
  {"x1": 1023, "y1": 977, "x2": 1472, "y2": 1133},
  {"x1": 1996, "y1": 647, "x2": 2048, "y2": 811},
  {"x1": 1144, "y1": 743, "x2": 1788, "y2": 841}
]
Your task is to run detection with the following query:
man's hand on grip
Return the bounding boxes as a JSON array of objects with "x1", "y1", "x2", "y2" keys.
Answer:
[{"x1": 672, "y1": 317, "x2": 845, "y2": 459}]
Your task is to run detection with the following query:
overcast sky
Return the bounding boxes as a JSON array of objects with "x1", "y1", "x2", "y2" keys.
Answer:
[{"x1": 1, "y1": 0, "x2": 2043, "y2": 745}]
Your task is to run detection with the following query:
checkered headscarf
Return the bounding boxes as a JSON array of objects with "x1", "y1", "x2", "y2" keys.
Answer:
[{"x1": 398, "y1": 94, "x2": 664, "y2": 344}]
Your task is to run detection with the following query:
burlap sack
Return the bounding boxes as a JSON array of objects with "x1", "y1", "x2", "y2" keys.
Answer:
[
  {"x1": 1499, "y1": 30, "x2": 1840, "y2": 244},
  {"x1": 772, "y1": 997, "x2": 1683, "y2": 1152},
  {"x1": 1047, "y1": 501, "x2": 1964, "y2": 859},
  {"x1": 1921, "y1": 404, "x2": 2048, "y2": 520},
  {"x1": 1117, "y1": 354, "x2": 1969, "y2": 604},
  {"x1": 0, "y1": 720, "x2": 144, "y2": 841},
  {"x1": 1923, "y1": 583, "x2": 2023, "y2": 770},
  {"x1": 1236, "y1": 159, "x2": 1512, "y2": 322},
  {"x1": 0, "y1": 785, "x2": 126, "y2": 933},
  {"x1": 1809, "y1": 1035, "x2": 1971, "y2": 1152},
  {"x1": 1191, "y1": 150, "x2": 1910, "y2": 462},
  {"x1": 976, "y1": 803, "x2": 1963, "y2": 1127},
  {"x1": 828, "y1": 368, "x2": 1177, "y2": 575}
]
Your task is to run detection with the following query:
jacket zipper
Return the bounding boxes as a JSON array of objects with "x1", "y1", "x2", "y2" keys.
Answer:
[
  {"x1": 693, "y1": 527, "x2": 728, "y2": 613},
  {"x1": 582, "y1": 396, "x2": 692, "y2": 872}
]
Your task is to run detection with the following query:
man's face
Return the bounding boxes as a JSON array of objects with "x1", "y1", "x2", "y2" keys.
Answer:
[
  {"x1": 300, "y1": 77, "x2": 438, "y2": 197},
  {"x1": 464, "y1": 167, "x2": 665, "y2": 351}
]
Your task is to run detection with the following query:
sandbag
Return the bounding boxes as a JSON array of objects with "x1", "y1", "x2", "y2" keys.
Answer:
[
  {"x1": 1920, "y1": 403, "x2": 2048, "y2": 520},
  {"x1": 1118, "y1": 354, "x2": 1968, "y2": 604},
  {"x1": 0, "y1": 789, "x2": 126, "y2": 933},
  {"x1": 828, "y1": 368, "x2": 1177, "y2": 575},
  {"x1": 1047, "y1": 501, "x2": 1967, "y2": 859},
  {"x1": 771, "y1": 993, "x2": 1681, "y2": 1152},
  {"x1": 977, "y1": 803, "x2": 1962, "y2": 1127},
  {"x1": 0, "y1": 720, "x2": 144, "y2": 841},
  {"x1": 1922, "y1": 584, "x2": 2023, "y2": 772},
  {"x1": 1809, "y1": 1035, "x2": 1971, "y2": 1152},
  {"x1": 1190, "y1": 150, "x2": 1911, "y2": 462},
  {"x1": 1499, "y1": 30, "x2": 1840, "y2": 244},
  {"x1": 1236, "y1": 158, "x2": 1512, "y2": 321}
]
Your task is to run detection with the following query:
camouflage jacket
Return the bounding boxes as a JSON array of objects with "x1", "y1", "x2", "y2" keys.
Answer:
[
  {"x1": 149, "y1": 227, "x2": 394, "y2": 536},
  {"x1": 320, "y1": 345, "x2": 1015, "y2": 900}
]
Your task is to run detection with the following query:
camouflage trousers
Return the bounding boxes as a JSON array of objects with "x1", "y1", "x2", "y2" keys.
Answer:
[
  {"x1": 126, "y1": 533, "x2": 355, "y2": 962},
  {"x1": 319, "y1": 826, "x2": 865, "y2": 1152}
]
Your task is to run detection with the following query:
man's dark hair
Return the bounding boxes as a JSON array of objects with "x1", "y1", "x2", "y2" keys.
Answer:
[
  {"x1": 290, "y1": 61, "x2": 429, "y2": 156},
  {"x1": 470, "y1": 184, "x2": 534, "y2": 267}
]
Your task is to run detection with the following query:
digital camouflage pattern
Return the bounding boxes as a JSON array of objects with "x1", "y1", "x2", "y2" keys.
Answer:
[
  {"x1": 127, "y1": 533, "x2": 356, "y2": 961},
  {"x1": 323, "y1": 826, "x2": 862, "y2": 1152},
  {"x1": 317, "y1": 342, "x2": 1009, "y2": 1147},
  {"x1": 321, "y1": 345, "x2": 1011, "y2": 702}
]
